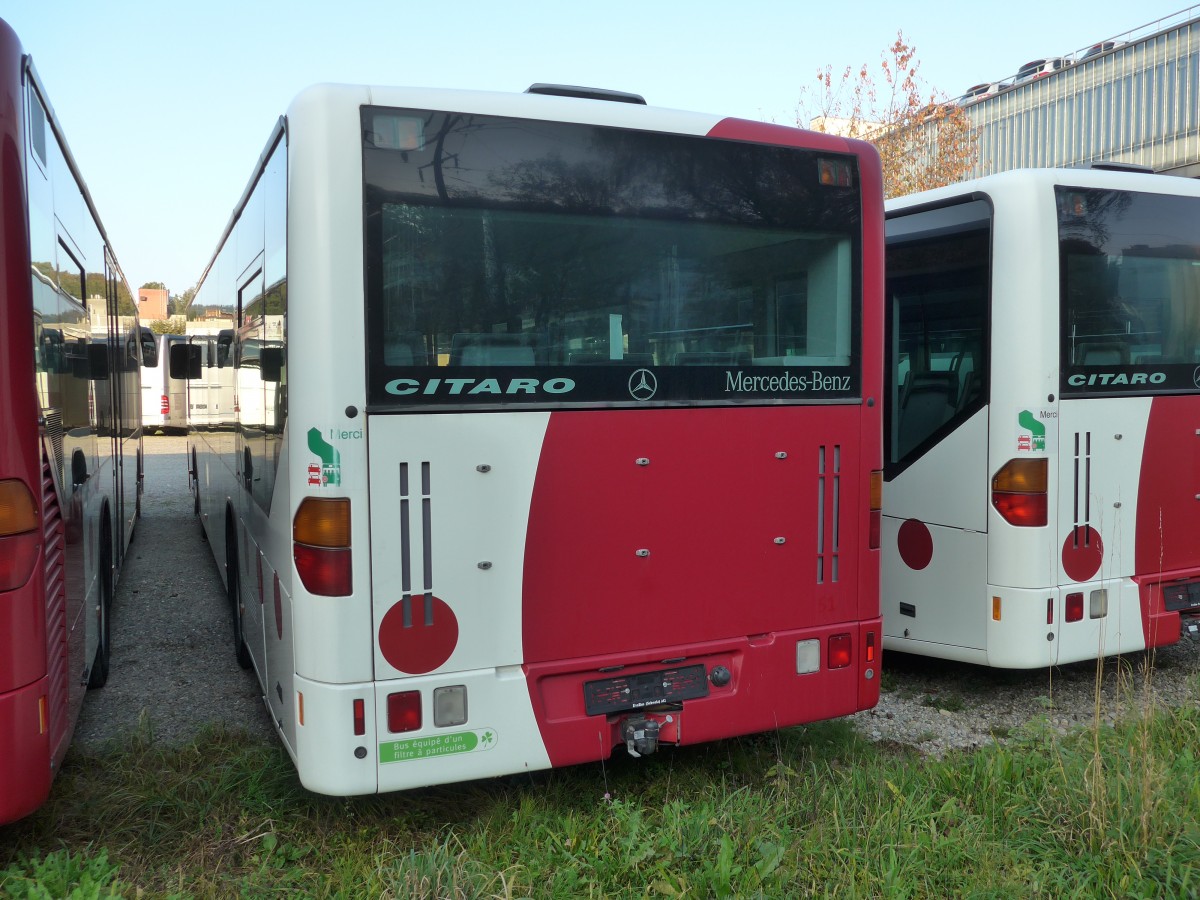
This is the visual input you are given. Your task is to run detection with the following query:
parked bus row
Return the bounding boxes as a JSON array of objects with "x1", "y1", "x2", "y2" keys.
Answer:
[
  {"x1": 6, "y1": 8, "x2": 1198, "y2": 817},
  {"x1": 0, "y1": 18, "x2": 154, "y2": 824},
  {"x1": 169, "y1": 81, "x2": 1200, "y2": 799}
]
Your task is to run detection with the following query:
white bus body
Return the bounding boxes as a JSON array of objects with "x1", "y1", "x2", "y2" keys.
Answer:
[
  {"x1": 175, "y1": 83, "x2": 885, "y2": 794},
  {"x1": 883, "y1": 168, "x2": 1200, "y2": 668}
]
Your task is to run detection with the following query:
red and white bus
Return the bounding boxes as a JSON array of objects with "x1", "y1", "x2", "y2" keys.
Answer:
[
  {"x1": 0, "y1": 18, "x2": 151, "y2": 824},
  {"x1": 883, "y1": 167, "x2": 1200, "y2": 668},
  {"x1": 173, "y1": 82, "x2": 884, "y2": 794}
]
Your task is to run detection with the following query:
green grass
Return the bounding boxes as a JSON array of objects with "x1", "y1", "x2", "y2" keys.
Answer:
[{"x1": 2, "y1": 704, "x2": 1198, "y2": 898}]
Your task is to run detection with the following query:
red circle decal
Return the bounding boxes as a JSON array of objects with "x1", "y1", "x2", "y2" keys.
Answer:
[
  {"x1": 897, "y1": 518, "x2": 934, "y2": 570},
  {"x1": 1062, "y1": 526, "x2": 1103, "y2": 582},
  {"x1": 378, "y1": 596, "x2": 459, "y2": 674}
]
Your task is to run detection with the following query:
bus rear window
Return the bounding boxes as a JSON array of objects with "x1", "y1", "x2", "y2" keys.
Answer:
[
  {"x1": 1059, "y1": 187, "x2": 1200, "y2": 395},
  {"x1": 363, "y1": 109, "x2": 863, "y2": 409}
]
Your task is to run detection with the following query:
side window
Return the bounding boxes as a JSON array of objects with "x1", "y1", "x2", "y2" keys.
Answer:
[
  {"x1": 28, "y1": 85, "x2": 47, "y2": 170},
  {"x1": 885, "y1": 201, "x2": 991, "y2": 469}
]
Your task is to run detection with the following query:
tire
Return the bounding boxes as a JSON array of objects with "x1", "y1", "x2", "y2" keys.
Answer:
[
  {"x1": 227, "y1": 520, "x2": 253, "y2": 670},
  {"x1": 88, "y1": 523, "x2": 113, "y2": 689}
]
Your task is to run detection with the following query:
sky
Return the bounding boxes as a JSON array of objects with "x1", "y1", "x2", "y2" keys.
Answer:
[{"x1": 0, "y1": 0, "x2": 1188, "y2": 294}]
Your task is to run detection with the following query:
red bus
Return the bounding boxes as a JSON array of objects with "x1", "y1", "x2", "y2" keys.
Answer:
[{"x1": 0, "y1": 18, "x2": 152, "y2": 824}]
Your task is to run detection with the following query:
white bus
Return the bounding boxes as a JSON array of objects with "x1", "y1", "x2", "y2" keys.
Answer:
[
  {"x1": 140, "y1": 332, "x2": 187, "y2": 433},
  {"x1": 883, "y1": 167, "x2": 1200, "y2": 668},
  {"x1": 173, "y1": 82, "x2": 885, "y2": 795}
]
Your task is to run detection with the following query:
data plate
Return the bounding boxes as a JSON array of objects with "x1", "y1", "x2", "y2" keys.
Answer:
[{"x1": 584, "y1": 664, "x2": 709, "y2": 716}]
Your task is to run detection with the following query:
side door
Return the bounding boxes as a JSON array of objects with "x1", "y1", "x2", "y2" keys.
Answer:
[{"x1": 882, "y1": 200, "x2": 992, "y2": 653}]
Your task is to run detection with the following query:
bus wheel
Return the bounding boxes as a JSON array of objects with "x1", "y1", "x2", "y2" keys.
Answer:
[
  {"x1": 226, "y1": 523, "x2": 253, "y2": 670},
  {"x1": 88, "y1": 520, "x2": 113, "y2": 689}
]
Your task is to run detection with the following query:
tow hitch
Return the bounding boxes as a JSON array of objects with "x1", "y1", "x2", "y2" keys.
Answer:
[{"x1": 619, "y1": 713, "x2": 679, "y2": 758}]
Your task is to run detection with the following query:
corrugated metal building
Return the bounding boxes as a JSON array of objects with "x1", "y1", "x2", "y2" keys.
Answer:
[{"x1": 961, "y1": 7, "x2": 1200, "y2": 177}]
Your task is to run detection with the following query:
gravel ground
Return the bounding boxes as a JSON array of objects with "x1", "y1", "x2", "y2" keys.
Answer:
[
  {"x1": 76, "y1": 434, "x2": 1200, "y2": 758},
  {"x1": 74, "y1": 435, "x2": 273, "y2": 750}
]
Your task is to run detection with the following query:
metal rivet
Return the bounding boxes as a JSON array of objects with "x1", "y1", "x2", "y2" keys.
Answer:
[
  {"x1": 1114, "y1": 434, "x2": 1122, "y2": 440},
  {"x1": 635, "y1": 458, "x2": 650, "y2": 466},
  {"x1": 1113, "y1": 502, "x2": 1122, "y2": 509},
  {"x1": 477, "y1": 561, "x2": 492, "y2": 570},
  {"x1": 775, "y1": 452, "x2": 787, "y2": 460},
  {"x1": 635, "y1": 549, "x2": 650, "y2": 557},
  {"x1": 476, "y1": 464, "x2": 491, "y2": 473},
  {"x1": 774, "y1": 537, "x2": 786, "y2": 544}
]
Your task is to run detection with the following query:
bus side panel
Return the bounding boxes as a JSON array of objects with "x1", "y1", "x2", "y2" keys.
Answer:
[
  {"x1": 883, "y1": 409, "x2": 989, "y2": 652},
  {"x1": 1055, "y1": 397, "x2": 1151, "y2": 661}
]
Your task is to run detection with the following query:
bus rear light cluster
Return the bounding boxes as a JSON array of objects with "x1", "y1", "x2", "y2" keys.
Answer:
[
  {"x1": 991, "y1": 458, "x2": 1048, "y2": 527},
  {"x1": 797, "y1": 635, "x2": 855, "y2": 672},
  {"x1": 0, "y1": 479, "x2": 39, "y2": 591},
  {"x1": 293, "y1": 497, "x2": 352, "y2": 596},
  {"x1": 353, "y1": 698, "x2": 366, "y2": 736},
  {"x1": 160, "y1": 394, "x2": 169, "y2": 415},
  {"x1": 387, "y1": 691, "x2": 421, "y2": 733},
  {"x1": 865, "y1": 631, "x2": 876, "y2": 664},
  {"x1": 868, "y1": 470, "x2": 883, "y2": 550}
]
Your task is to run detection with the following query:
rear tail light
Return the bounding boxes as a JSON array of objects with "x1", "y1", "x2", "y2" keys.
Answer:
[
  {"x1": 865, "y1": 630, "x2": 876, "y2": 664},
  {"x1": 828, "y1": 633, "x2": 852, "y2": 668},
  {"x1": 0, "y1": 479, "x2": 39, "y2": 591},
  {"x1": 1066, "y1": 592, "x2": 1084, "y2": 622},
  {"x1": 387, "y1": 691, "x2": 422, "y2": 733},
  {"x1": 868, "y1": 470, "x2": 882, "y2": 550},
  {"x1": 160, "y1": 394, "x2": 169, "y2": 414},
  {"x1": 293, "y1": 497, "x2": 352, "y2": 596},
  {"x1": 992, "y1": 458, "x2": 1048, "y2": 527},
  {"x1": 353, "y1": 698, "x2": 366, "y2": 736}
]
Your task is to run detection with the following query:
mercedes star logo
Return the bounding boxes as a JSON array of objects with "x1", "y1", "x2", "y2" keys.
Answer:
[{"x1": 628, "y1": 368, "x2": 658, "y2": 401}]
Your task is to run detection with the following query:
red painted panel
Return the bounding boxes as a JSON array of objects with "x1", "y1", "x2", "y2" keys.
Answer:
[
  {"x1": 1134, "y1": 395, "x2": 1200, "y2": 646},
  {"x1": 0, "y1": 678, "x2": 52, "y2": 824},
  {"x1": 522, "y1": 406, "x2": 869, "y2": 662},
  {"x1": 1136, "y1": 396, "x2": 1200, "y2": 575}
]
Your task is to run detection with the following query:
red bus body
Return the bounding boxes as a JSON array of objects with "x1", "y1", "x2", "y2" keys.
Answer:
[{"x1": 0, "y1": 17, "x2": 146, "y2": 824}]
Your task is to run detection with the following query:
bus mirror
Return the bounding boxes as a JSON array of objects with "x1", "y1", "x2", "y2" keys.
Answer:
[
  {"x1": 170, "y1": 343, "x2": 202, "y2": 380},
  {"x1": 87, "y1": 343, "x2": 110, "y2": 380},
  {"x1": 140, "y1": 328, "x2": 158, "y2": 367},
  {"x1": 261, "y1": 347, "x2": 283, "y2": 383}
]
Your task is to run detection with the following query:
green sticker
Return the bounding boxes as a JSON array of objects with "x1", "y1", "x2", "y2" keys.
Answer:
[{"x1": 380, "y1": 728, "x2": 497, "y2": 764}]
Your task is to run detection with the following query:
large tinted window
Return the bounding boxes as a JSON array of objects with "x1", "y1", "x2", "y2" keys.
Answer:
[
  {"x1": 885, "y1": 200, "x2": 991, "y2": 468},
  {"x1": 363, "y1": 108, "x2": 862, "y2": 409},
  {"x1": 1059, "y1": 186, "x2": 1200, "y2": 395}
]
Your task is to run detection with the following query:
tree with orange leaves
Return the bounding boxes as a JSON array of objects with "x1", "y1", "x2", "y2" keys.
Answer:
[{"x1": 802, "y1": 33, "x2": 978, "y2": 199}]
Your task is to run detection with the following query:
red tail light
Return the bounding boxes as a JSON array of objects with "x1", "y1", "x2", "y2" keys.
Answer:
[
  {"x1": 387, "y1": 691, "x2": 422, "y2": 733},
  {"x1": 865, "y1": 630, "x2": 876, "y2": 664},
  {"x1": 353, "y1": 698, "x2": 366, "y2": 736},
  {"x1": 1066, "y1": 592, "x2": 1084, "y2": 622},
  {"x1": 828, "y1": 633, "x2": 852, "y2": 668},
  {"x1": 160, "y1": 394, "x2": 169, "y2": 414},
  {"x1": 293, "y1": 544, "x2": 352, "y2": 596}
]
